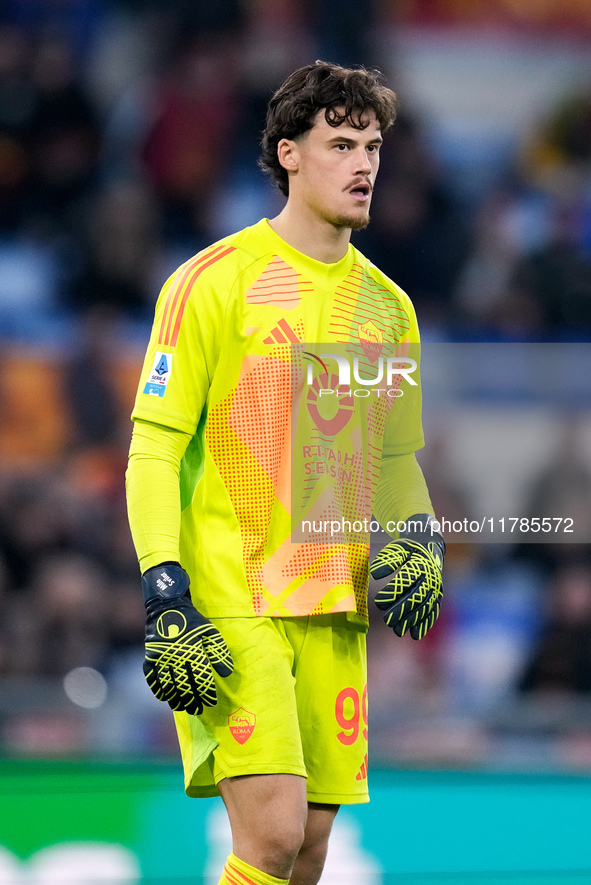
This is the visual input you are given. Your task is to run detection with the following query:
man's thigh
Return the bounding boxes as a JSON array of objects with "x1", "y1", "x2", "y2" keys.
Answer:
[
  {"x1": 285, "y1": 614, "x2": 369, "y2": 805},
  {"x1": 199, "y1": 617, "x2": 308, "y2": 784}
]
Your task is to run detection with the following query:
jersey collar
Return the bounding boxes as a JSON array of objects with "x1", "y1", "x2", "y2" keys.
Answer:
[{"x1": 257, "y1": 218, "x2": 356, "y2": 282}]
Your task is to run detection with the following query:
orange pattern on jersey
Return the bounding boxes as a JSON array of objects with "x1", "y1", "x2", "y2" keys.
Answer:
[
  {"x1": 245, "y1": 255, "x2": 312, "y2": 309},
  {"x1": 255, "y1": 480, "x2": 369, "y2": 618},
  {"x1": 226, "y1": 355, "x2": 292, "y2": 508},
  {"x1": 206, "y1": 355, "x2": 292, "y2": 612},
  {"x1": 278, "y1": 545, "x2": 365, "y2": 618},
  {"x1": 260, "y1": 536, "x2": 353, "y2": 614},
  {"x1": 206, "y1": 352, "x2": 370, "y2": 618},
  {"x1": 158, "y1": 244, "x2": 236, "y2": 346},
  {"x1": 328, "y1": 263, "x2": 411, "y2": 344}
]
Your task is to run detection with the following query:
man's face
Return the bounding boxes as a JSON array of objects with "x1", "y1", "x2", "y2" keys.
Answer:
[{"x1": 285, "y1": 108, "x2": 382, "y2": 231}]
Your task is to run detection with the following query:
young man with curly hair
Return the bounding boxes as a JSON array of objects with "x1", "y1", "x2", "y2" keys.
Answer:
[{"x1": 127, "y1": 61, "x2": 444, "y2": 885}]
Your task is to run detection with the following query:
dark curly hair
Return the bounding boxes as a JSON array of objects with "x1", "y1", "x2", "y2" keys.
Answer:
[{"x1": 259, "y1": 61, "x2": 398, "y2": 197}]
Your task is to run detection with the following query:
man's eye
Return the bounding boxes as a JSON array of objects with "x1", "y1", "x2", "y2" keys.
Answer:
[{"x1": 335, "y1": 143, "x2": 348, "y2": 151}]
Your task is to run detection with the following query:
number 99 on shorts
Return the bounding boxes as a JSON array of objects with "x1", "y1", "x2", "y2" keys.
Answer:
[{"x1": 335, "y1": 685, "x2": 368, "y2": 746}]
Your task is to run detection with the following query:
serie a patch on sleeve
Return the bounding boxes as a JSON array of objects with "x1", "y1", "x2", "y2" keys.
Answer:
[{"x1": 143, "y1": 351, "x2": 173, "y2": 397}]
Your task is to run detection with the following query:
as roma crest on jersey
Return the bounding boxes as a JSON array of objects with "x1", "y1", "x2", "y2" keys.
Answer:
[
  {"x1": 357, "y1": 320, "x2": 383, "y2": 362},
  {"x1": 229, "y1": 707, "x2": 256, "y2": 744}
]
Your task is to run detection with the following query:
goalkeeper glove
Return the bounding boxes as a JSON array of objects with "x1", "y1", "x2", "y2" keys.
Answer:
[
  {"x1": 142, "y1": 562, "x2": 234, "y2": 715},
  {"x1": 371, "y1": 514, "x2": 445, "y2": 640}
]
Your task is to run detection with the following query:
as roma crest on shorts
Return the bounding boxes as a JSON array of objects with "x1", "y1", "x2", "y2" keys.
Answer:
[{"x1": 228, "y1": 707, "x2": 256, "y2": 744}]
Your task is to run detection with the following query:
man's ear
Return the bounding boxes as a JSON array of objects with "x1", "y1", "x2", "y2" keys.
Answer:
[{"x1": 277, "y1": 137, "x2": 300, "y2": 174}]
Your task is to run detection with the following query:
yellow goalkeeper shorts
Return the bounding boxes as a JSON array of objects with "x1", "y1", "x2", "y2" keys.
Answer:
[{"x1": 173, "y1": 613, "x2": 369, "y2": 805}]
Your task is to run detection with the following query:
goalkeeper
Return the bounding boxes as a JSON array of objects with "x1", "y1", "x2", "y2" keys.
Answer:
[{"x1": 126, "y1": 61, "x2": 443, "y2": 885}]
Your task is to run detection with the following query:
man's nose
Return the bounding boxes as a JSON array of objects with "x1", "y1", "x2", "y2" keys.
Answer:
[{"x1": 354, "y1": 148, "x2": 372, "y2": 175}]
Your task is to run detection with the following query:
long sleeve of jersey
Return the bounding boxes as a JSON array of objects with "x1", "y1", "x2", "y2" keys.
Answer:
[
  {"x1": 373, "y1": 452, "x2": 435, "y2": 538},
  {"x1": 126, "y1": 419, "x2": 192, "y2": 573}
]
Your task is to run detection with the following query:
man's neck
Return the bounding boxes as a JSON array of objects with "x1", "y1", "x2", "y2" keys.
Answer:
[{"x1": 269, "y1": 204, "x2": 351, "y2": 264}]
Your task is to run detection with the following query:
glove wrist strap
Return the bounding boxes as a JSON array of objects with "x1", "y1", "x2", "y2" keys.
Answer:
[
  {"x1": 399, "y1": 512, "x2": 446, "y2": 558},
  {"x1": 141, "y1": 562, "x2": 190, "y2": 604}
]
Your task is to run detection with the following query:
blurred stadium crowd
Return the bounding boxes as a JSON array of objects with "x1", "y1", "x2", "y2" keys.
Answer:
[{"x1": 1, "y1": 0, "x2": 591, "y2": 768}]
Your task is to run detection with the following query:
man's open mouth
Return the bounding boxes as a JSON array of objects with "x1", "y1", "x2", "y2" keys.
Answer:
[{"x1": 349, "y1": 183, "x2": 370, "y2": 199}]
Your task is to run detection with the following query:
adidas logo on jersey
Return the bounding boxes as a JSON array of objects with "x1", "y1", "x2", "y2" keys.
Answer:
[{"x1": 263, "y1": 318, "x2": 300, "y2": 345}]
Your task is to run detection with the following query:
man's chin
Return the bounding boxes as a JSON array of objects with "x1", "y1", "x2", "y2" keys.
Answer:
[{"x1": 334, "y1": 212, "x2": 371, "y2": 231}]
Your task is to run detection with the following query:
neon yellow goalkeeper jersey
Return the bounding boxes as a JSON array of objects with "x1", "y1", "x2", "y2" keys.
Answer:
[{"x1": 131, "y1": 219, "x2": 424, "y2": 624}]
